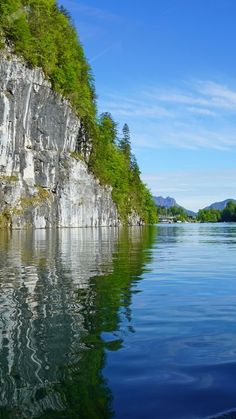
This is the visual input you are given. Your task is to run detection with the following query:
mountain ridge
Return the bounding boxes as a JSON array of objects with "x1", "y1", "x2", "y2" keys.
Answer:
[
  {"x1": 204, "y1": 199, "x2": 236, "y2": 211},
  {"x1": 153, "y1": 196, "x2": 196, "y2": 217}
]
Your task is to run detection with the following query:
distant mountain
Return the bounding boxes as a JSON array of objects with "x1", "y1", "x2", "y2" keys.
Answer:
[
  {"x1": 204, "y1": 199, "x2": 236, "y2": 211},
  {"x1": 153, "y1": 196, "x2": 196, "y2": 217},
  {"x1": 153, "y1": 196, "x2": 177, "y2": 208}
]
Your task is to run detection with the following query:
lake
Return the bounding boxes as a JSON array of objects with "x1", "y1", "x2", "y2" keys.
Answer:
[{"x1": 0, "y1": 224, "x2": 236, "y2": 418}]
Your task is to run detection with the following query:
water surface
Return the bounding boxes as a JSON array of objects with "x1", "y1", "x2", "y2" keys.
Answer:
[{"x1": 0, "y1": 224, "x2": 236, "y2": 418}]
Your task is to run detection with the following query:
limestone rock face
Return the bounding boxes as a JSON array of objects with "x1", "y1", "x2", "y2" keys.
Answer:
[{"x1": 0, "y1": 52, "x2": 121, "y2": 228}]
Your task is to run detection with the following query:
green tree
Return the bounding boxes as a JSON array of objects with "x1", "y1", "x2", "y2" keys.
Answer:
[
  {"x1": 0, "y1": 1, "x2": 157, "y2": 225},
  {"x1": 197, "y1": 208, "x2": 221, "y2": 223},
  {"x1": 99, "y1": 113, "x2": 118, "y2": 145},
  {"x1": 0, "y1": 0, "x2": 96, "y2": 124},
  {"x1": 221, "y1": 201, "x2": 236, "y2": 222},
  {"x1": 119, "y1": 123, "x2": 131, "y2": 159},
  {"x1": 130, "y1": 154, "x2": 140, "y2": 175}
]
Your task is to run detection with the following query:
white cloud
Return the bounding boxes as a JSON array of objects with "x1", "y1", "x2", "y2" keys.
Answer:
[
  {"x1": 185, "y1": 107, "x2": 216, "y2": 116},
  {"x1": 197, "y1": 81, "x2": 236, "y2": 109},
  {"x1": 131, "y1": 124, "x2": 236, "y2": 152},
  {"x1": 152, "y1": 91, "x2": 211, "y2": 107},
  {"x1": 99, "y1": 79, "x2": 236, "y2": 151},
  {"x1": 99, "y1": 95, "x2": 172, "y2": 118},
  {"x1": 155, "y1": 80, "x2": 236, "y2": 112}
]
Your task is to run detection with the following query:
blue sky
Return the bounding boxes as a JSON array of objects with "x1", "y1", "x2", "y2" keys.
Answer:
[{"x1": 59, "y1": 0, "x2": 236, "y2": 211}]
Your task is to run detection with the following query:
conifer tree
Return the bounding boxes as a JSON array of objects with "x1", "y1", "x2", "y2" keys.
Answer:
[
  {"x1": 99, "y1": 113, "x2": 117, "y2": 144},
  {"x1": 119, "y1": 123, "x2": 131, "y2": 159},
  {"x1": 130, "y1": 154, "x2": 140, "y2": 176}
]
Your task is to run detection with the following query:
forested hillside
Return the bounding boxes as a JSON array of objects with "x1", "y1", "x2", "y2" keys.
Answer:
[
  {"x1": 197, "y1": 201, "x2": 236, "y2": 223},
  {"x1": 0, "y1": 0, "x2": 157, "y2": 223}
]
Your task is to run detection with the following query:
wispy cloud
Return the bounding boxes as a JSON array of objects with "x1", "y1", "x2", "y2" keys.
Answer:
[
  {"x1": 197, "y1": 81, "x2": 236, "y2": 109},
  {"x1": 132, "y1": 129, "x2": 236, "y2": 152},
  {"x1": 99, "y1": 94, "x2": 172, "y2": 118},
  {"x1": 186, "y1": 107, "x2": 216, "y2": 116},
  {"x1": 99, "y1": 79, "x2": 236, "y2": 151},
  {"x1": 155, "y1": 80, "x2": 236, "y2": 112},
  {"x1": 153, "y1": 91, "x2": 211, "y2": 107}
]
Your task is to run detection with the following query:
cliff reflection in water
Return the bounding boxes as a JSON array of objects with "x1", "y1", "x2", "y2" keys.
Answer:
[{"x1": 0, "y1": 226, "x2": 156, "y2": 418}]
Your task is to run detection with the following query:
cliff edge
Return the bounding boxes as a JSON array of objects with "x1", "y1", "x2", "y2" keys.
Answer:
[
  {"x1": 0, "y1": 0, "x2": 157, "y2": 228},
  {"x1": 0, "y1": 52, "x2": 124, "y2": 228}
]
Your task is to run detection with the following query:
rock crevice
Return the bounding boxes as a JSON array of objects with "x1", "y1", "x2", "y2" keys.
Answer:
[{"x1": 0, "y1": 53, "x2": 121, "y2": 228}]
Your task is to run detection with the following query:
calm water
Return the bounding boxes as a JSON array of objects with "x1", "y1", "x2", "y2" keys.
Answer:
[{"x1": 0, "y1": 224, "x2": 236, "y2": 418}]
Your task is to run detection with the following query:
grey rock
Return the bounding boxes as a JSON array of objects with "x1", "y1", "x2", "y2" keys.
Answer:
[
  {"x1": 153, "y1": 195, "x2": 196, "y2": 217},
  {"x1": 0, "y1": 52, "x2": 140, "y2": 228}
]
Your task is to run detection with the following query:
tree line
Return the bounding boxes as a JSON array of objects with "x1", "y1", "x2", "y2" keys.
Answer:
[
  {"x1": 197, "y1": 201, "x2": 236, "y2": 223},
  {"x1": 157, "y1": 205, "x2": 190, "y2": 222},
  {"x1": 157, "y1": 201, "x2": 236, "y2": 223}
]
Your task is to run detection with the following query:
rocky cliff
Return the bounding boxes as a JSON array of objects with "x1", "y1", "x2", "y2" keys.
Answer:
[{"x1": 0, "y1": 51, "x2": 130, "y2": 229}]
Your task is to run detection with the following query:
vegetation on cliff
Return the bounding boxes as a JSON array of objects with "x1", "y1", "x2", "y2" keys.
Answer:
[
  {"x1": 0, "y1": 0, "x2": 96, "y2": 120},
  {"x1": 0, "y1": 0, "x2": 157, "y2": 224},
  {"x1": 90, "y1": 114, "x2": 157, "y2": 223}
]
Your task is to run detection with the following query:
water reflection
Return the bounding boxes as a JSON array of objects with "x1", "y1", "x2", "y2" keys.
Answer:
[{"x1": 0, "y1": 227, "x2": 156, "y2": 418}]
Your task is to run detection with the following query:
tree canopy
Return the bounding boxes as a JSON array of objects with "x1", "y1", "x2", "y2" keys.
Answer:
[
  {"x1": 0, "y1": 0, "x2": 96, "y2": 121},
  {"x1": 221, "y1": 201, "x2": 236, "y2": 222},
  {"x1": 89, "y1": 115, "x2": 157, "y2": 223},
  {"x1": 197, "y1": 202, "x2": 236, "y2": 223},
  {"x1": 157, "y1": 205, "x2": 189, "y2": 222}
]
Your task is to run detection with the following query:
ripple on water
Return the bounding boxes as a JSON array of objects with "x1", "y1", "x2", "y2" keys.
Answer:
[{"x1": 0, "y1": 224, "x2": 236, "y2": 418}]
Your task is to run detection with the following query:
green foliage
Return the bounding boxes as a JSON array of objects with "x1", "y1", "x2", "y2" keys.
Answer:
[
  {"x1": 0, "y1": 174, "x2": 18, "y2": 182},
  {"x1": 20, "y1": 186, "x2": 51, "y2": 210},
  {"x1": 221, "y1": 201, "x2": 236, "y2": 222},
  {"x1": 169, "y1": 206, "x2": 186, "y2": 217},
  {"x1": 0, "y1": 208, "x2": 12, "y2": 228},
  {"x1": 118, "y1": 123, "x2": 131, "y2": 159},
  {"x1": 70, "y1": 151, "x2": 85, "y2": 162},
  {"x1": 0, "y1": 0, "x2": 96, "y2": 124},
  {"x1": 0, "y1": 1, "x2": 157, "y2": 224},
  {"x1": 197, "y1": 208, "x2": 222, "y2": 223},
  {"x1": 197, "y1": 202, "x2": 236, "y2": 223},
  {"x1": 157, "y1": 205, "x2": 189, "y2": 221},
  {"x1": 89, "y1": 114, "x2": 157, "y2": 223},
  {"x1": 0, "y1": 186, "x2": 52, "y2": 229}
]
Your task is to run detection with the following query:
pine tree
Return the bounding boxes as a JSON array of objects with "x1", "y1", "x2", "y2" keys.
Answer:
[
  {"x1": 130, "y1": 154, "x2": 140, "y2": 176},
  {"x1": 119, "y1": 123, "x2": 131, "y2": 159},
  {"x1": 59, "y1": 5, "x2": 71, "y2": 20},
  {"x1": 99, "y1": 113, "x2": 117, "y2": 144}
]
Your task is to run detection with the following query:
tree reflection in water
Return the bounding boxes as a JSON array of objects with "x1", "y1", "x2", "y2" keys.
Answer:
[{"x1": 0, "y1": 226, "x2": 156, "y2": 418}]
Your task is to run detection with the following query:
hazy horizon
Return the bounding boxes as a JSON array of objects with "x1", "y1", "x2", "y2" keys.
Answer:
[{"x1": 153, "y1": 194, "x2": 236, "y2": 212}]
